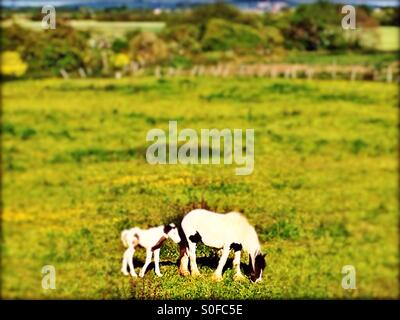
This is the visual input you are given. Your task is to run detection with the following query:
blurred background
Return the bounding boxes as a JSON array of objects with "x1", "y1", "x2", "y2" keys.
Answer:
[{"x1": 1, "y1": 0, "x2": 399, "y2": 79}]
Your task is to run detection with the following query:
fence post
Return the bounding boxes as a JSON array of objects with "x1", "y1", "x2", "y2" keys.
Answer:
[
  {"x1": 78, "y1": 68, "x2": 86, "y2": 78},
  {"x1": 306, "y1": 68, "x2": 313, "y2": 80},
  {"x1": 291, "y1": 67, "x2": 297, "y2": 79},
  {"x1": 271, "y1": 67, "x2": 277, "y2": 78},
  {"x1": 167, "y1": 67, "x2": 175, "y2": 77},
  {"x1": 60, "y1": 69, "x2": 69, "y2": 79},
  {"x1": 284, "y1": 68, "x2": 290, "y2": 79},
  {"x1": 130, "y1": 62, "x2": 138, "y2": 76},
  {"x1": 101, "y1": 51, "x2": 109, "y2": 74},
  {"x1": 350, "y1": 68, "x2": 357, "y2": 81},
  {"x1": 386, "y1": 66, "x2": 393, "y2": 83},
  {"x1": 156, "y1": 66, "x2": 162, "y2": 78},
  {"x1": 190, "y1": 65, "x2": 197, "y2": 77}
]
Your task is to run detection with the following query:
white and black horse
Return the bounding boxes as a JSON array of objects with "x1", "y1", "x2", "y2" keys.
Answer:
[
  {"x1": 178, "y1": 209, "x2": 266, "y2": 282},
  {"x1": 121, "y1": 223, "x2": 181, "y2": 277}
]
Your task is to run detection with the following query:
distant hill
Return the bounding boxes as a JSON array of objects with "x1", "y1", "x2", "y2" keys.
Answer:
[{"x1": 1, "y1": 0, "x2": 399, "y2": 9}]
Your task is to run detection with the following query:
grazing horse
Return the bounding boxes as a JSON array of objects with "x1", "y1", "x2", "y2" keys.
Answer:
[
  {"x1": 121, "y1": 223, "x2": 181, "y2": 277},
  {"x1": 179, "y1": 209, "x2": 266, "y2": 282}
]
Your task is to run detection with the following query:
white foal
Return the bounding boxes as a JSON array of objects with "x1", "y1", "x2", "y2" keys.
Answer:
[
  {"x1": 121, "y1": 223, "x2": 181, "y2": 277},
  {"x1": 179, "y1": 209, "x2": 266, "y2": 282}
]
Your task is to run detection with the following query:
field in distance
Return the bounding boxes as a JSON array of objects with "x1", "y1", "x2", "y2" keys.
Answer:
[{"x1": 1, "y1": 16, "x2": 165, "y2": 36}]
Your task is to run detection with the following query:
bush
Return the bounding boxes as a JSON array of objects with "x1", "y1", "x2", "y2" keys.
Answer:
[
  {"x1": 1, "y1": 24, "x2": 36, "y2": 52},
  {"x1": 187, "y1": 3, "x2": 241, "y2": 26},
  {"x1": 0, "y1": 51, "x2": 28, "y2": 77},
  {"x1": 262, "y1": 26, "x2": 285, "y2": 52},
  {"x1": 112, "y1": 53, "x2": 130, "y2": 69},
  {"x1": 373, "y1": 7, "x2": 400, "y2": 26},
  {"x1": 284, "y1": 1, "x2": 379, "y2": 51},
  {"x1": 129, "y1": 32, "x2": 168, "y2": 66},
  {"x1": 285, "y1": 1, "x2": 345, "y2": 51},
  {"x1": 162, "y1": 24, "x2": 201, "y2": 54},
  {"x1": 111, "y1": 38, "x2": 128, "y2": 53},
  {"x1": 202, "y1": 19, "x2": 263, "y2": 53}
]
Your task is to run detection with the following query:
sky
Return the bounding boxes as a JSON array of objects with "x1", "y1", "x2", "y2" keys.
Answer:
[{"x1": 2, "y1": 0, "x2": 399, "y2": 8}]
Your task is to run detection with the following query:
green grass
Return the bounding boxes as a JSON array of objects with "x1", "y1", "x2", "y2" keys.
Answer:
[
  {"x1": 285, "y1": 26, "x2": 399, "y2": 66},
  {"x1": 376, "y1": 26, "x2": 399, "y2": 51},
  {"x1": 284, "y1": 51, "x2": 398, "y2": 67},
  {"x1": 69, "y1": 20, "x2": 165, "y2": 37},
  {"x1": 1, "y1": 76, "x2": 398, "y2": 299}
]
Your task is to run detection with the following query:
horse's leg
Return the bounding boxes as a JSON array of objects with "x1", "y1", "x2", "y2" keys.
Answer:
[
  {"x1": 139, "y1": 249, "x2": 153, "y2": 277},
  {"x1": 154, "y1": 248, "x2": 162, "y2": 277},
  {"x1": 127, "y1": 246, "x2": 138, "y2": 277},
  {"x1": 122, "y1": 246, "x2": 137, "y2": 277},
  {"x1": 121, "y1": 248, "x2": 130, "y2": 276},
  {"x1": 188, "y1": 241, "x2": 201, "y2": 276},
  {"x1": 179, "y1": 245, "x2": 190, "y2": 276},
  {"x1": 212, "y1": 245, "x2": 230, "y2": 281},
  {"x1": 233, "y1": 250, "x2": 245, "y2": 281}
]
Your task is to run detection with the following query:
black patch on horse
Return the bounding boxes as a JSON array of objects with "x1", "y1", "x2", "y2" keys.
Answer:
[
  {"x1": 251, "y1": 253, "x2": 267, "y2": 282},
  {"x1": 189, "y1": 231, "x2": 202, "y2": 243},
  {"x1": 163, "y1": 224, "x2": 173, "y2": 234},
  {"x1": 230, "y1": 243, "x2": 242, "y2": 252},
  {"x1": 151, "y1": 236, "x2": 167, "y2": 251},
  {"x1": 178, "y1": 226, "x2": 187, "y2": 246}
]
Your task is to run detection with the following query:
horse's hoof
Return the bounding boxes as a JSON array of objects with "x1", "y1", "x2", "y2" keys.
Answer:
[
  {"x1": 191, "y1": 270, "x2": 201, "y2": 277},
  {"x1": 139, "y1": 273, "x2": 145, "y2": 278},
  {"x1": 156, "y1": 273, "x2": 163, "y2": 277},
  {"x1": 212, "y1": 274, "x2": 223, "y2": 282},
  {"x1": 130, "y1": 273, "x2": 138, "y2": 278},
  {"x1": 180, "y1": 270, "x2": 190, "y2": 277},
  {"x1": 233, "y1": 274, "x2": 246, "y2": 281},
  {"x1": 121, "y1": 268, "x2": 129, "y2": 276}
]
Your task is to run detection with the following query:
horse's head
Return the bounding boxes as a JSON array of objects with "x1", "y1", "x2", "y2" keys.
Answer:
[
  {"x1": 250, "y1": 252, "x2": 266, "y2": 283},
  {"x1": 164, "y1": 223, "x2": 181, "y2": 243}
]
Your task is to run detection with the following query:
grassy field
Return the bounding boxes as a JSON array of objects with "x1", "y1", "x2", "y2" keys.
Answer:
[
  {"x1": 1, "y1": 76, "x2": 398, "y2": 299},
  {"x1": 376, "y1": 26, "x2": 399, "y2": 51},
  {"x1": 1, "y1": 17, "x2": 165, "y2": 37},
  {"x1": 284, "y1": 51, "x2": 398, "y2": 67}
]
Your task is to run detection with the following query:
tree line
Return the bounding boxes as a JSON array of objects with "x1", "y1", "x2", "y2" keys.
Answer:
[{"x1": 1, "y1": 1, "x2": 398, "y2": 78}]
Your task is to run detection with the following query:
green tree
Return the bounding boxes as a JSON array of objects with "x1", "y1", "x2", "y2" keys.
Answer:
[
  {"x1": 262, "y1": 26, "x2": 285, "y2": 52},
  {"x1": 285, "y1": 1, "x2": 344, "y2": 50},
  {"x1": 162, "y1": 24, "x2": 201, "y2": 54},
  {"x1": 111, "y1": 38, "x2": 128, "y2": 53},
  {"x1": 373, "y1": 8, "x2": 400, "y2": 26},
  {"x1": 202, "y1": 19, "x2": 263, "y2": 53},
  {"x1": 38, "y1": 21, "x2": 87, "y2": 75}
]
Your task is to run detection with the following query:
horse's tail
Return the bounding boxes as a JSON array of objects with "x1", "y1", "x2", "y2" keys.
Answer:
[
  {"x1": 177, "y1": 224, "x2": 190, "y2": 276},
  {"x1": 121, "y1": 229, "x2": 130, "y2": 248},
  {"x1": 178, "y1": 225, "x2": 189, "y2": 252},
  {"x1": 121, "y1": 228, "x2": 140, "y2": 248}
]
